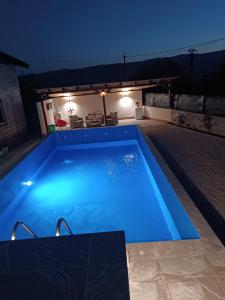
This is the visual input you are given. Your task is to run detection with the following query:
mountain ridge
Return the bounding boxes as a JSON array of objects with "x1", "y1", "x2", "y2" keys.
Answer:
[{"x1": 20, "y1": 49, "x2": 225, "y2": 89}]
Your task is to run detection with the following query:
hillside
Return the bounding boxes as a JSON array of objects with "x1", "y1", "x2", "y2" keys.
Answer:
[{"x1": 20, "y1": 49, "x2": 225, "y2": 89}]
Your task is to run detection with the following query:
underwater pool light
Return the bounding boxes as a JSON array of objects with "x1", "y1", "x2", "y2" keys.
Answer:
[
  {"x1": 22, "y1": 181, "x2": 33, "y2": 186},
  {"x1": 63, "y1": 159, "x2": 73, "y2": 164}
]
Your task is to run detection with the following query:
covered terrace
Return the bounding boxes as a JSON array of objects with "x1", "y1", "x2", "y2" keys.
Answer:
[{"x1": 35, "y1": 77, "x2": 175, "y2": 134}]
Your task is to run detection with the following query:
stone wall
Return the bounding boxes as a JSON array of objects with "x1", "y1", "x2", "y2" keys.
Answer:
[
  {"x1": 143, "y1": 92, "x2": 225, "y2": 137},
  {"x1": 144, "y1": 92, "x2": 225, "y2": 117},
  {"x1": 0, "y1": 63, "x2": 27, "y2": 149},
  {"x1": 144, "y1": 93, "x2": 171, "y2": 109}
]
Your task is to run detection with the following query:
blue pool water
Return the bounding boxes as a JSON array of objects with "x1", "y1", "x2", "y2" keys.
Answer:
[{"x1": 0, "y1": 126, "x2": 199, "y2": 242}]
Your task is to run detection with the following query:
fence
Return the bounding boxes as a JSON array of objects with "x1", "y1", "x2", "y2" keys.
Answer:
[{"x1": 144, "y1": 93, "x2": 225, "y2": 118}]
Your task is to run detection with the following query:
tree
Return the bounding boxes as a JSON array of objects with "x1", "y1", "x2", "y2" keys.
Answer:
[
  {"x1": 151, "y1": 59, "x2": 184, "y2": 78},
  {"x1": 136, "y1": 58, "x2": 184, "y2": 80}
]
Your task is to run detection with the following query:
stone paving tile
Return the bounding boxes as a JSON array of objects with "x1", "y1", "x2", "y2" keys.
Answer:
[
  {"x1": 127, "y1": 238, "x2": 225, "y2": 299},
  {"x1": 152, "y1": 240, "x2": 198, "y2": 258},
  {"x1": 128, "y1": 256, "x2": 160, "y2": 282},
  {"x1": 152, "y1": 238, "x2": 224, "y2": 259},
  {"x1": 163, "y1": 275, "x2": 225, "y2": 300},
  {"x1": 215, "y1": 274, "x2": 225, "y2": 296},
  {"x1": 129, "y1": 279, "x2": 167, "y2": 300},
  {"x1": 126, "y1": 242, "x2": 156, "y2": 260},
  {"x1": 204, "y1": 254, "x2": 225, "y2": 275},
  {"x1": 158, "y1": 255, "x2": 209, "y2": 276}
]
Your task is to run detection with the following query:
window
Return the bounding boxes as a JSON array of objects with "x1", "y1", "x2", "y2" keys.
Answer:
[{"x1": 0, "y1": 100, "x2": 6, "y2": 126}]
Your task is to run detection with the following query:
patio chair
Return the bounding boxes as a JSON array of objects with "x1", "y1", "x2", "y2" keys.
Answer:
[
  {"x1": 87, "y1": 112, "x2": 95, "y2": 118},
  {"x1": 69, "y1": 115, "x2": 84, "y2": 129},
  {"x1": 54, "y1": 112, "x2": 67, "y2": 128},
  {"x1": 54, "y1": 112, "x2": 61, "y2": 121},
  {"x1": 107, "y1": 112, "x2": 118, "y2": 126},
  {"x1": 94, "y1": 111, "x2": 104, "y2": 124},
  {"x1": 55, "y1": 119, "x2": 67, "y2": 127},
  {"x1": 86, "y1": 115, "x2": 102, "y2": 127}
]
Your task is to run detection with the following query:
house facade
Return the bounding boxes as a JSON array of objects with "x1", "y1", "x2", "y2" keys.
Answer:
[{"x1": 0, "y1": 52, "x2": 28, "y2": 148}]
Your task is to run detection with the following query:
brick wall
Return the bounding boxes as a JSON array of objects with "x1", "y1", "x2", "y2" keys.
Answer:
[{"x1": 0, "y1": 63, "x2": 27, "y2": 149}]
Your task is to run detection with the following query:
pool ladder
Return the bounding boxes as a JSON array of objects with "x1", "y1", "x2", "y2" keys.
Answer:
[
  {"x1": 56, "y1": 218, "x2": 73, "y2": 236},
  {"x1": 11, "y1": 217, "x2": 73, "y2": 240}
]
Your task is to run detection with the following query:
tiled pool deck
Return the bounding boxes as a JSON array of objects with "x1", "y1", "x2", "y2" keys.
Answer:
[
  {"x1": 1, "y1": 120, "x2": 225, "y2": 299},
  {"x1": 126, "y1": 130, "x2": 225, "y2": 299}
]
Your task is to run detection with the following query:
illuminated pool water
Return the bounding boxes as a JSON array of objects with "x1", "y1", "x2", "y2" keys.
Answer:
[{"x1": 0, "y1": 126, "x2": 199, "y2": 242}]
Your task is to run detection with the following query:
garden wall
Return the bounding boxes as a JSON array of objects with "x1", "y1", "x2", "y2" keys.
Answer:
[{"x1": 143, "y1": 93, "x2": 225, "y2": 137}]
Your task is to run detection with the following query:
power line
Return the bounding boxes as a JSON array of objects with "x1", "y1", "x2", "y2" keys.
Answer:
[{"x1": 128, "y1": 36, "x2": 225, "y2": 59}]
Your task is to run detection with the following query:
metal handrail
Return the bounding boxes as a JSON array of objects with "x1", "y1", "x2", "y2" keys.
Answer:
[
  {"x1": 56, "y1": 218, "x2": 73, "y2": 236},
  {"x1": 11, "y1": 221, "x2": 38, "y2": 240}
]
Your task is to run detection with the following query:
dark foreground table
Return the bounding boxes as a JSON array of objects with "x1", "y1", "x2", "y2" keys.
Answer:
[{"x1": 0, "y1": 231, "x2": 130, "y2": 300}]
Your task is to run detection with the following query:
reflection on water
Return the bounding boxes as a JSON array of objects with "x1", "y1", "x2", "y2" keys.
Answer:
[{"x1": 122, "y1": 153, "x2": 137, "y2": 167}]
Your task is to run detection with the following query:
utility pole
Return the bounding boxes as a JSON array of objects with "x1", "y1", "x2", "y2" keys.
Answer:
[
  {"x1": 188, "y1": 48, "x2": 197, "y2": 79},
  {"x1": 123, "y1": 51, "x2": 127, "y2": 81}
]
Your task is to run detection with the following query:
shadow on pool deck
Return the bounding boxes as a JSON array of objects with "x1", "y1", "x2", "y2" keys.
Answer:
[{"x1": 149, "y1": 135, "x2": 225, "y2": 246}]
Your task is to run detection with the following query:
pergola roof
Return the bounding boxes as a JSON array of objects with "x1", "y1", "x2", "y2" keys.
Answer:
[{"x1": 35, "y1": 77, "x2": 177, "y2": 99}]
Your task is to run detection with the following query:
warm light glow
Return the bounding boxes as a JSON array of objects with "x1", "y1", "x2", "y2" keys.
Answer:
[
  {"x1": 61, "y1": 93, "x2": 73, "y2": 97},
  {"x1": 119, "y1": 96, "x2": 132, "y2": 107},
  {"x1": 64, "y1": 100, "x2": 77, "y2": 114},
  {"x1": 121, "y1": 89, "x2": 131, "y2": 96},
  {"x1": 22, "y1": 181, "x2": 33, "y2": 186},
  {"x1": 100, "y1": 91, "x2": 107, "y2": 96}
]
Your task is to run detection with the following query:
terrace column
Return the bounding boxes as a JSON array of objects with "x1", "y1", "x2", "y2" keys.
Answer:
[
  {"x1": 43, "y1": 99, "x2": 55, "y2": 132},
  {"x1": 100, "y1": 91, "x2": 107, "y2": 125}
]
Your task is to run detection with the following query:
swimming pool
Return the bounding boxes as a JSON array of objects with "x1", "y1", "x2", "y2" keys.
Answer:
[{"x1": 0, "y1": 125, "x2": 199, "y2": 242}]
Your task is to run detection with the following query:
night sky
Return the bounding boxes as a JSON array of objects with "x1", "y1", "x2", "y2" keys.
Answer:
[{"x1": 1, "y1": 0, "x2": 225, "y2": 73}]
